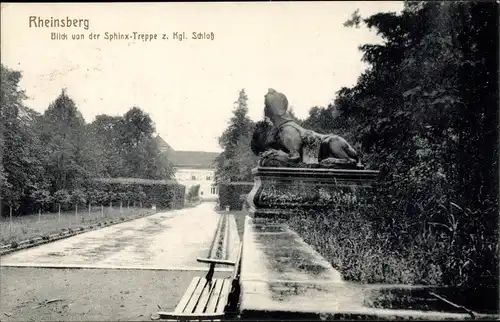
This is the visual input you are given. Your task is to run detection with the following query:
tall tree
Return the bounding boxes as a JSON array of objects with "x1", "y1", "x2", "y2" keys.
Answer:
[
  {"x1": 40, "y1": 89, "x2": 89, "y2": 192},
  {"x1": 301, "y1": 106, "x2": 336, "y2": 134},
  {"x1": 215, "y1": 89, "x2": 257, "y2": 182},
  {"x1": 88, "y1": 114, "x2": 125, "y2": 177},
  {"x1": 315, "y1": 0, "x2": 499, "y2": 288},
  {"x1": 118, "y1": 107, "x2": 173, "y2": 179},
  {"x1": 0, "y1": 64, "x2": 47, "y2": 215},
  {"x1": 293, "y1": 1, "x2": 498, "y2": 290}
]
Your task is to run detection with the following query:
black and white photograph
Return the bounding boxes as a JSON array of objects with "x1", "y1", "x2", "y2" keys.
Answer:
[{"x1": 0, "y1": 1, "x2": 498, "y2": 321}]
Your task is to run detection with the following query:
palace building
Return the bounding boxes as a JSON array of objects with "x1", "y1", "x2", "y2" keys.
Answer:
[{"x1": 155, "y1": 135, "x2": 219, "y2": 201}]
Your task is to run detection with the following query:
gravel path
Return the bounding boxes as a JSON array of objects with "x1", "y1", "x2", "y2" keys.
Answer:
[
  {"x1": 0, "y1": 267, "x2": 230, "y2": 321},
  {"x1": 1, "y1": 203, "x2": 222, "y2": 270},
  {"x1": 0, "y1": 202, "x2": 238, "y2": 321}
]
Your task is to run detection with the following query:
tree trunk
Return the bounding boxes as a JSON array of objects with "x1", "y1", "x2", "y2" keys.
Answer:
[
  {"x1": 38, "y1": 209, "x2": 41, "y2": 222},
  {"x1": 58, "y1": 204, "x2": 61, "y2": 223},
  {"x1": 9, "y1": 206, "x2": 13, "y2": 237},
  {"x1": 101, "y1": 204, "x2": 104, "y2": 218}
]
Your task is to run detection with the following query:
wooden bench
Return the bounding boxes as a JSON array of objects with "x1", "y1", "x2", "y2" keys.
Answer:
[{"x1": 157, "y1": 214, "x2": 242, "y2": 321}]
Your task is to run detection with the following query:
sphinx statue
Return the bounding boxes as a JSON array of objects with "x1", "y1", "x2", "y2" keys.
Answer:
[{"x1": 251, "y1": 88, "x2": 363, "y2": 169}]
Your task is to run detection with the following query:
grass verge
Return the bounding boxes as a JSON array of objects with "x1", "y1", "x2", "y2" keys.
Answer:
[
  {"x1": 0, "y1": 207, "x2": 156, "y2": 246},
  {"x1": 287, "y1": 206, "x2": 499, "y2": 313}
]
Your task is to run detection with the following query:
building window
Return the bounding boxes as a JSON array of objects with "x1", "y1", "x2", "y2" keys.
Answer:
[
  {"x1": 191, "y1": 175, "x2": 196, "y2": 180},
  {"x1": 206, "y1": 176, "x2": 211, "y2": 181}
]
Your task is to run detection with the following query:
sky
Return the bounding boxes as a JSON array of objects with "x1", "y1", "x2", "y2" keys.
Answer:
[{"x1": 1, "y1": 2, "x2": 404, "y2": 152}]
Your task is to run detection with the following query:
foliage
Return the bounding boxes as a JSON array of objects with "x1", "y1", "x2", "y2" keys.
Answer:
[
  {"x1": 117, "y1": 107, "x2": 174, "y2": 179},
  {"x1": 187, "y1": 184, "x2": 201, "y2": 202},
  {"x1": 85, "y1": 189, "x2": 100, "y2": 205},
  {"x1": 95, "y1": 190, "x2": 109, "y2": 205},
  {"x1": 40, "y1": 89, "x2": 90, "y2": 192},
  {"x1": 92, "y1": 180, "x2": 185, "y2": 209},
  {"x1": 343, "y1": 9, "x2": 361, "y2": 28},
  {"x1": 30, "y1": 189, "x2": 52, "y2": 212},
  {"x1": 294, "y1": 1, "x2": 498, "y2": 292},
  {"x1": 86, "y1": 115, "x2": 124, "y2": 177},
  {"x1": 0, "y1": 66, "x2": 176, "y2": 216},
  {"x1": 215, "y1": 89, "x2": 259, "y2": 183},
  {"x1": 52, "y1": 189, "x2": 71, "y2": 212},
  {"x1": 213, "y1": 0, "x2": 498, "y2": 299},
  {"x1": 218, "y1": 184, "x2": 253, "y2": 210},
  {"x1": 70, "y1": 189, "x2": 87, "y2": 206},
  {"x1": 1, "y1": 65, "x2": 47, "y2": 212}
]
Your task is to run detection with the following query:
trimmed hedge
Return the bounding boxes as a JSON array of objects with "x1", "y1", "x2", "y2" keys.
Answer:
[
  {"x1": 7, "y1": 178, "x2": 186, "y2": 216},
  {"x1": 92, "y1": 178, "x2": 185, "y2": 210},
  {"x1": 218, "y1": 183, "x2": 253, "y2": 211}
]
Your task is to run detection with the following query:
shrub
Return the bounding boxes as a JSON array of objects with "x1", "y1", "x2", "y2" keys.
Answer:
[
  {"x1": 92, "y1": 178, "x2": 185, "y2": 209},
  {"x1": 287, "y1": 180, "x2": 498, "y2": 293},
  {"x1": 70, "y1": 189, "x2": 87, "y2": 206},
  {"x1": 218, "y1": 184, "x2": 253, "y2": 210},
  {"x1": 187, "y1": 185, "x2": 201, "y2": 202},
  {"x1": 53, "y1": 189, "x2": 71, "y2": 212}
]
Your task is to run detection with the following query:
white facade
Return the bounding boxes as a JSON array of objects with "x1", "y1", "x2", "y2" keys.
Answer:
[{"x1": 174, "y1": 168, "x2": 218, "y2": 201}]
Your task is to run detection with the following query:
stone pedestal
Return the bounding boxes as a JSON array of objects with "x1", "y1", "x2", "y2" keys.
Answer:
[{"x1": 246, "y1": 166, "x2": 380, "y2": 220}]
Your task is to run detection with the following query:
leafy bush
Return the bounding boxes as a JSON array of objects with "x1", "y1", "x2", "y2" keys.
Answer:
[
  {"x1": 70, "y1": 189, "x2": 87, "y2": 206},
  {"x1": 287, "y1": 179, "x2": 498, "y2": 292},
  {"x1": 218, "y1": 184, "x2": 253, "y2": 210},
  {"x1": 53, "y1": 189, "x2": 71, "y2": 212},
  {"x1": 92, "y1": 178, "x2": 185, "y2": 209},
  {"x1": 95, "y1": 190, "x2": 109, "y2": 205},
  {"x1": 85, "y1": 189, "x2": 100, "y2": 205},
  {"x1": 187, "y1": 185, "x2": 200, "y2": 202},
  {"x1": 3, "y1": 178, "x2": 185, "y2": 216},
  {"x1": 30, "y1": 189, "x2": 52, "y2": 212}
]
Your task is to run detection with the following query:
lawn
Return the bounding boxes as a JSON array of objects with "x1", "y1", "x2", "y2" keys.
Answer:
[{"x1": 0, "y1": 206, "x2": 156, "y2": 245}]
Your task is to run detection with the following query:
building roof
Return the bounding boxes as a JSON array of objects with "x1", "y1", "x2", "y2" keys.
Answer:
[
  {"x1": 156, "y1": 135, "x2": 219, "y2": 169},
  {"x1": 169, "y1": 151, "x2": 219, "y2": 169},
  {"x1": 94, "y1": 177, "x2": 181, "y2": 185}
]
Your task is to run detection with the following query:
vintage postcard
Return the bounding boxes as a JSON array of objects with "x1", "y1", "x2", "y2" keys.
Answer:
[{"x1": 1, "y1": 2, "x2": 498, "y2": 321}]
